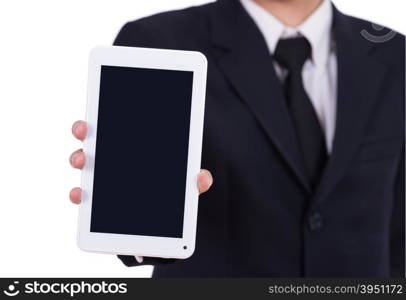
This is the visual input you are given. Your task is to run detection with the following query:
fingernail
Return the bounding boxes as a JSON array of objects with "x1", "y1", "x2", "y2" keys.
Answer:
[
  {"x1": 71, "y1": 153, "x2": 78, "y2": 165},
  {"x1": 71, "y1": 152, "x2": 83, "y2": 166},
  {"x1": 202, "y1": 170, "x2": 212, "y2": 183},
  {"x1": 72, "y1": 122, "x2": 79, "y2": 133}
]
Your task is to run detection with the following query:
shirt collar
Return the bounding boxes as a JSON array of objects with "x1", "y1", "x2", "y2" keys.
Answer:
[{"x1": 240, "y1": 0, "x2": 333, "y2": 68}]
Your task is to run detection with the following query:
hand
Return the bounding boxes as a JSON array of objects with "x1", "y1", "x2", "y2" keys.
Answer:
[
  {"x1": 69, "y1": 120, "x2": 213, "y2": 263},
  {"x1": 69, "y1": 120, "x2": 213, "y2": 203}
]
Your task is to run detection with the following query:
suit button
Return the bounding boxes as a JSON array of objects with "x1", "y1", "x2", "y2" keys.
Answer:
[{"x1": 308, "y1": 213, "x2": 323, "y2": 231}]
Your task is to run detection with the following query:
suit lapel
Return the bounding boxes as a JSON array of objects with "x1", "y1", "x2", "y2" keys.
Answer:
[
  {"x1": 313, "y1": 7, "x2": 388, "y2": 204},
  {"x1": 210, "y1": 0, "x2": 311, "y2": 193},
  {"x1": 208, "y1": 1, "x2": 387, "y2": 199}
]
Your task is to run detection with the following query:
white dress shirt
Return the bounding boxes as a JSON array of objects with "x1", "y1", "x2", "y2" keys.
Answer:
[{"x1": 240, "y1": 0, "x2": 337, "y2": 153}]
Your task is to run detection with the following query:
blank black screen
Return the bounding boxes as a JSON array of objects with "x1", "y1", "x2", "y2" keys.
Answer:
[{"x1": 90, "y1": 65, "x2": 193, "y2": 238}]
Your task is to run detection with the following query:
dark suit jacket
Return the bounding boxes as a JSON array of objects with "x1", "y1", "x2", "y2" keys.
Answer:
[{"x1": 116, "y1": 0, "x2": 405, "y2": 277}]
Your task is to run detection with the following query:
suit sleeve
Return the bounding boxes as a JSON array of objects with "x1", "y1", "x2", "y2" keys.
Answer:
[
  {"x1": 113, "y1": 22, "x2": 178, "y2": 267},
  {"x1": 390, "y1": 146, "x2": 405, "y2": 277}
]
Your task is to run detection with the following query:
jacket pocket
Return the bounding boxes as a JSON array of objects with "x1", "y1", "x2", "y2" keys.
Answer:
[{"x1": 360, "y1": 137, "x2": 403, "y2": 162}]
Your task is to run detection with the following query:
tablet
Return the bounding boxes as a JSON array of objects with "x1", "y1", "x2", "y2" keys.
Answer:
[{"x1": 77, "y1": 46, "x2": 207, "y2": 259}]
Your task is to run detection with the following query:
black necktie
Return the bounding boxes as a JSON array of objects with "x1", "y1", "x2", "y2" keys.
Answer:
[{"x1": 273, "y1": 37, "x2": 327, "y2": 188}]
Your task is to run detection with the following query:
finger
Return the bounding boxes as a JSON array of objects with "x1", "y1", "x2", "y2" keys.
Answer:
[
  {"x1": 135, "y1": 256, "x2": 144, "y2": 263},
  {"x1": 69, "y1": 187, "x2": 82, "y2": 204},
  {"x1": 72, "y1": 120, "x2": 87, "y2": 141},
  {"x1": 70, "y1": 149, "x2": 86, "y2": 169},
  {"x1": 197, "y1": 169, "x2": 213, "y2": 195}
]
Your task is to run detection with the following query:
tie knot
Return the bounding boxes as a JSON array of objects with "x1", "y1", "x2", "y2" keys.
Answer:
[{"x1": 274, "y1": 37, "x2": 312, "y2": 71}]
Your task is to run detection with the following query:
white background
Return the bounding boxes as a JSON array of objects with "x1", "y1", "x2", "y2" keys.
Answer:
[{"x1": 0, "y1": 0, "x2": 404, "y2": 278}]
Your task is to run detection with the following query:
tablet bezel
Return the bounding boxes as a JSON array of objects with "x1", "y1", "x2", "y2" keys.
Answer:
[{"x1": 77, "y1": 46, "x2": 207, "y2": 259}]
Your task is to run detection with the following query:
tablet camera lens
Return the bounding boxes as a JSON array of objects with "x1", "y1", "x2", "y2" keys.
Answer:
[{"x1": 183, "y1": 246, "x2": 187, "y2": 250}]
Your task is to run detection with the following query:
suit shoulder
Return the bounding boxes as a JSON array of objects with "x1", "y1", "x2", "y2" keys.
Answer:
[
  {"x1": 343, "y1": 14, "x2": 404, "y2": 53},
  {"x1": 342, "y1": 14, "x2": 404, "y2": 69},
  {"x1": 114, "y1": 3, "x2": 215, "y2": 48},
  {"x1": 127, "y1": 2, "x2": 214, "y2": 29}
]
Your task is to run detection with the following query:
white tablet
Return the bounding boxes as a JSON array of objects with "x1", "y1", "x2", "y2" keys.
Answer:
[{"x1": 77, "y1": 46, "x2": 207, "y2": 259}]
